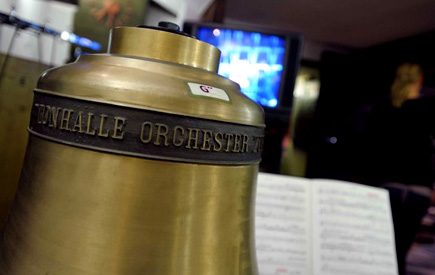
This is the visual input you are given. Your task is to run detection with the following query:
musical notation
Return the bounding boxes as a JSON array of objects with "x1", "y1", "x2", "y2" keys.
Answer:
[
  {"x1": 255, "y1": 173, "x2": 311, "y2": 275},
  {"x1": 255, "y1": 174, "x2": 398, "y2": 275},
  {"x1": 312, "y1": 179, "x2": 398, "y2": 275}
]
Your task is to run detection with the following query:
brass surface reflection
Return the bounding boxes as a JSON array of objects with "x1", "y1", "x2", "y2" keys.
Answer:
[
  {"x1": 1, "y1": 136, "x2": 258, "y2": 274},
  {"x1": 0, "y1": 26, "x2": 264, "y2": 274}
]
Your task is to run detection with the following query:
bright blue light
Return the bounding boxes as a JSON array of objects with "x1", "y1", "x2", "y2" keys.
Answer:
[
  {"x1": 66, "y1": 33, "x2": 101, "y2": 51},
  {"x1": 197, "y1": 27, "x2": 286, "y2": 108},
  {"x1": 269, "y1": 99, "x2": 278, "y2": 107},
  {"x1": 69, "y1": 33, "x2": 78, "y2": 44}
]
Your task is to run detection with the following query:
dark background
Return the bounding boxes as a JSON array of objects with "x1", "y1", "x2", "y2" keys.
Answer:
[{"x1": 306, "y1": 31, "x2": 435, "y2": 182}]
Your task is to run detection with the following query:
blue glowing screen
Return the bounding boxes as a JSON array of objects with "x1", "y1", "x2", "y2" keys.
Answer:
[{"x1": 197, "y1": 27, "x2": 286, "y2": 108}]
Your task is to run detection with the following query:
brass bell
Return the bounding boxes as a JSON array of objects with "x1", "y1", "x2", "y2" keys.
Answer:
[{"x1": 0, "y1": 22, "x2": 264, "y2": 274}]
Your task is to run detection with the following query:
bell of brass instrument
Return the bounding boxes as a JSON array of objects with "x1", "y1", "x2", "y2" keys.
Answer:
[{"x1": 0, "y1": 23, "x2": 264, "y2": 274}]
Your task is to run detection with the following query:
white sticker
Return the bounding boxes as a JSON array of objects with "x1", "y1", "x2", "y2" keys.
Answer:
[{"x1": 187, "y1": 83, "x2": 230, "y2": 102}]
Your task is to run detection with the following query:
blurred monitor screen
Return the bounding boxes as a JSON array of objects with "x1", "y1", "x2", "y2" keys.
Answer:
[{"x1": 197, "y1": 27, "x2": 286, "y2": 108}]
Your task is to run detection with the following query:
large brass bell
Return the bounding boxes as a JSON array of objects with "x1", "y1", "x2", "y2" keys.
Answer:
[{"x1": 0, "y1": 22, "x2": 265, "y2": 274}]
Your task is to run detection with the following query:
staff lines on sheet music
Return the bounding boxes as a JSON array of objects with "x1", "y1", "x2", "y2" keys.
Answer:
[
  {"x1": 257, "y1": 244, "x2": 307, "y2": 256},
  {"x1": 256, "y1": 235, "x2": 307, "y2": 245},
  {"x1": 259, "y1": 182, "x2": 307, "y2": 193},
  {"x1": 256, "y1": 176, "x2": 311, "y2": 275},
  {"x1": 320, "y1": 263, "x2": 396, "y2": 275},
  {"x1": 319, "y1": 219, "x2": 390, "y2": 233},
  {"x1": 320, "y1": 242, "x2": 394, "y2": 256},
  {"x1": 257, "y1": 201, "x2": 306, "y2": 212},
  {"x1": 256, "y1": 223, "x2": 305, "y2": 234},
  {"x1": 318, "y1": 198, "x2": 387, "y2": 212},
  {"x1": 319, "y1": 206, "x2": 388, "y2": 223},
  {"x1": 320, "y1": 254, "x2": 396, "y2": 268},
  {"x1": 256, "y1": 210, "x2": 306, "y2": 221},
  {"x1": 260, "y1": 257, "x2": 307, "y2": 266},
  {"x1": 257, "y1": 175, "x2": 397, "y2": 275},
  {"x1": 317, "y1": 187, "x2": 386, "y2": 200},
  {"x1": 257, "y1": 192, "x2": 306, "y2": 203},
  {"x1": 320, "y1": 229, "x2": 392, "y2": 245}
]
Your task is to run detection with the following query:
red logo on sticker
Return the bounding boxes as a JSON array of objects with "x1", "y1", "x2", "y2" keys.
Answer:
[{"x1": 200, "y1": 86, "x2": 212, "y2": 93}]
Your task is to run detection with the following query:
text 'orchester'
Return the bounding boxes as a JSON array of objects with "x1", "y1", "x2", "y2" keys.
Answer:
[{"x1": 33, "y1": 103, "x2": 264, "y2": 154}]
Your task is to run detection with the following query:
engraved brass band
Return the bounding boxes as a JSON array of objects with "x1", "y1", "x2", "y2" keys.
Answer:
[{"x1": 29, "y1": 91, "x2": 265, "y2": 164}]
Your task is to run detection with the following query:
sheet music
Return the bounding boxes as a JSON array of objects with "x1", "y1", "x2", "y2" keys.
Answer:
[
  {"x1": 311, "y1": 179, "x2": 398, "y2": 275},
  {"x1": 255, "y1": 173, "x2": 312, "y2": 275}
]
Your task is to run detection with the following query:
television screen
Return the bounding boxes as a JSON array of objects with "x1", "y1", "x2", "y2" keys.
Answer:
[{"x1": 197, "y1": 27, "x2": 286, "y2": 108}]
